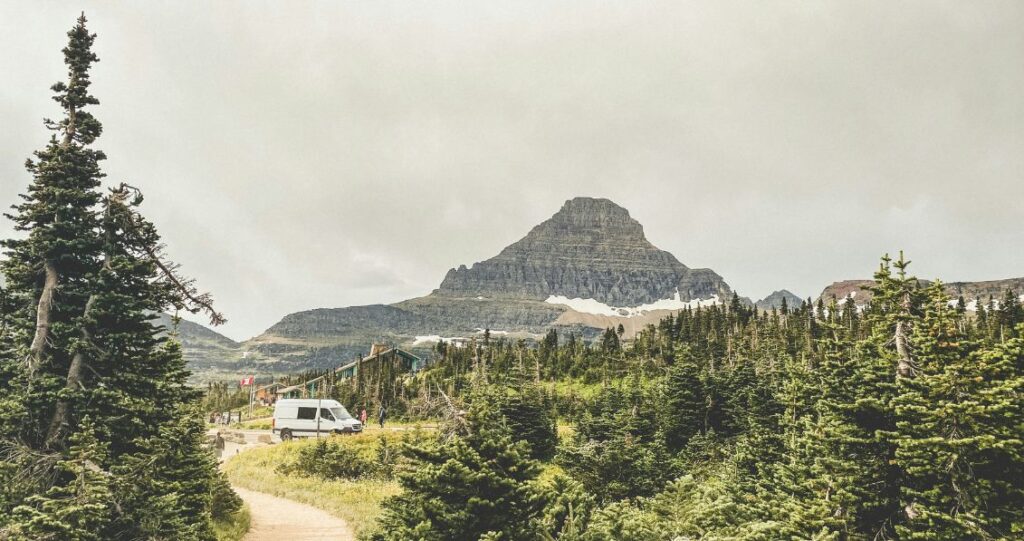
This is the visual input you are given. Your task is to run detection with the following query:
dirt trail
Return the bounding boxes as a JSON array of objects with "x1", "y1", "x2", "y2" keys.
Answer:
[
  {"x1": 211, "y1": 429, "x2": 355, "y2": 541},
  {"x1": 235, "y1": 486, "x2": 355, "y2": 541}
]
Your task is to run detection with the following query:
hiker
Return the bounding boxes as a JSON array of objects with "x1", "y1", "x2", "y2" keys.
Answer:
[
  {"x1": 377, "y1": 405, "x2": 387, "y2": 429},
  {"x1": 214, "y1": 431, "x2": 226, "y2": 461},
  {"x1": 359, "y1": 406, "x2": 368, "y2": 426}
]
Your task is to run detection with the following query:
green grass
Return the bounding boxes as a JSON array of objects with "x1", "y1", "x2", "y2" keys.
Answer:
[
  {"x1": 550, "y1": 379, "x2": 605, "y2": 401},
  {"x1": 213, "y1": 504, "x2": 251, "y2": 541},
  {"x1": 231, "y1": 417, "x2": 272, "y2": 430},
  {"x1": 222, "y1": 433, "x2": 403, "y2": 536}
]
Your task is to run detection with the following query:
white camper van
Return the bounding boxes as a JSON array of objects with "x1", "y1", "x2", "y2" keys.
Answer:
[{"x1": 272, "y1": 399, "x2": 362, "y2": 440}]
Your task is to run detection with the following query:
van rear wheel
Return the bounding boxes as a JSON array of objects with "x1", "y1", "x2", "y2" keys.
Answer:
[{"x1": 280, "y1": 429, "x2": 292, "y2": 441}]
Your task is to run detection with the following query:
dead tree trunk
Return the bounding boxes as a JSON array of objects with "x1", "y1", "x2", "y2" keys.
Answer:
[
  {"x1": 45, "y1": 295, "x2": 96, "y2": 447},
  {"x1": 27, "y1": 260, "x2": 58, "y2": 377},
  {"x1": 895, "y1": 319, "x2": 913, "y2": 378},
  {"x1": 895, "y1": 293, "x2": 914, "y2": 378}
]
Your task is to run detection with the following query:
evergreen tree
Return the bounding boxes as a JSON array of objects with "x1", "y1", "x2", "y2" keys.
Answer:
[
  {"x1": 0, "y1": 15, "x2": 232, "y2": 539},
  {"x1": 0, "y1": 13, "x2": 105, "y2": 452},
  {"x1": 498, "y1": 383, "x2": 558, "y2": 460},
  {"x1": 110, "y1": 405, "x2": 224, "y2": 540},
  {"x1": 560, "y1": 379, "x2": 675, "y2": 503},
  {"x1": 661, "y1": 350, "x2": 704, "y2": 452},
  {"x1": 536, "y1": 474, "x2": 596, "y2": 541},
  {"x1": 7, "y1": 419, "x2": 112, "y2": 541},
  {"x1": 893, "y1": 283, "x2": 1024, "y2": 538},
  {"x1": 807, "y1": 254, "x2": 922, "y2": 537},
  {"x1": 372, "y1": 393, "x2": 544, "y2": 540}
]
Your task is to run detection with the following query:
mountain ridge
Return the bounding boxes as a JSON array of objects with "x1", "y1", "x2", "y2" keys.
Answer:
[{"x1": 168, "y1": 197, "x2": 1024, "y2": 380}]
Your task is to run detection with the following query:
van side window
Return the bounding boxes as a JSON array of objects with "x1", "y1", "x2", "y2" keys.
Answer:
[
  {"x1": 297, "y1": 407, "x2": 317, "y2": 420},
  {"x1": 320, "y1": 408, "x2": 334, "y2": 420}
]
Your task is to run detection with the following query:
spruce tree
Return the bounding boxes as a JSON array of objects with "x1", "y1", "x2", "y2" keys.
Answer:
[
  {"x1": 809, "y1": 254, "x2": 921, "y2": 537},
  {"x1": 372, "y1": 393, "x2": 544, "y2": 540},
  {"x1": 893, "y1": 283, "x2": 1024, "y2": 538},
  {"x1": 661, "y1": 349, "x2": 704, "y2": 452},
  {"x1": 0, "y1": 13, "x2": 105, "y2": 452},
  {"x1": 110, "y1": 405, "x2": 224, "y2": 540},
  {"x1": 7, "y1": 419, "x2": 112, "y2": 541},
  {"x1": 0, "y1": 15, "x2": 231, "y2": 539},
  {"x1": 499, "y1": 383, "x2": 558, "y2": 461}
]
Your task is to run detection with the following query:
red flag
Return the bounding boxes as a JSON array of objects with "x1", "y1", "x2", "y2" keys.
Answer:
[{"x1": 240, "y1": 376, "x2": 254, "y2": 386}]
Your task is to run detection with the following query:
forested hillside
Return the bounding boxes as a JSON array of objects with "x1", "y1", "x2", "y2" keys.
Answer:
[{"x1": 330, "y1": 253, "x2": 1024, "y2": 540}]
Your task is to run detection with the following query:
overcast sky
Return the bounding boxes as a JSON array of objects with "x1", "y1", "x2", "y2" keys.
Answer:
[{"x1": 2, "y1": 2, "x2": 1022, "y2": 340}]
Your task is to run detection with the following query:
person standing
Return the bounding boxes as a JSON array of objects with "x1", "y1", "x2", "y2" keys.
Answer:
[
  {"x1": 377, "y1": 405, "x2": 387, "y2": 429},
  {"x1": 214, "y1": 431, "x2": 226, "y2": 462},
  {"x1": 360, "y1": 406, "x2": 368, "y2": 426}
]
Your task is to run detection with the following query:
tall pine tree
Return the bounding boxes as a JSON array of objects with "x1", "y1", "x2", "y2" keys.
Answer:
[{"x1": 0, "y1": 15, "x2": 233, "y2": 539}]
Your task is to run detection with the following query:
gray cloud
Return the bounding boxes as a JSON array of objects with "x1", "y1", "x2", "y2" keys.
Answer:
[{"x1": 1, "y1": 1, "x2": 1022, "y2": 340}]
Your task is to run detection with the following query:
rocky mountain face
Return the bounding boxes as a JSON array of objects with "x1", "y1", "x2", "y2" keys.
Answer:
[
  {"x1": 436, "y1": 198, "x2": 732, "y2": 304},
  {"x1": 754, "y1": 290, "x2": 805, "y2": 311},
  {"x1": 189, "y1": 197, "x2": 736, "y2": 379}
]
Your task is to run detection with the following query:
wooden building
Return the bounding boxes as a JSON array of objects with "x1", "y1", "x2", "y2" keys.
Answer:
[
  {"x1": 254, "y1": 382, "x2": 285, "y2": 405},
  {"x1": 335, "y1": 344, "x2": 423, "y2": 408},
  {"x1": 276, "y1": 374, "x2": 331, "y2": 400},
  {"x1": 335, "y1": 343, "x2": 422, "y2": 381}
]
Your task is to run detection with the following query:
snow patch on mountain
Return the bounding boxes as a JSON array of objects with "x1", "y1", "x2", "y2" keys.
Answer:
[
  {"x1": 545, "y1": 290, "x2": 720, "y2": 317},
  {"x1": 412, "y1": 335, "x2": 459, "y2": 346}
]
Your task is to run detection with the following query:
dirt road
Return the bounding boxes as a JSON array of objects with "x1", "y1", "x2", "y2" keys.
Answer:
[{"x1": 234, "y1": 486, "x2": 355, "y2": 541}]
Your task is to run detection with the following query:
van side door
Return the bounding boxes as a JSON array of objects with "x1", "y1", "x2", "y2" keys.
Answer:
[{"x1": 295, "y1": 406, "x2": 318, "y2": 435}]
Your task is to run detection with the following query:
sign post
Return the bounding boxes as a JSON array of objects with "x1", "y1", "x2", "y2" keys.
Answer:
[{"x1": 240, "y1": 375, "x2": 255, "y2": 420}]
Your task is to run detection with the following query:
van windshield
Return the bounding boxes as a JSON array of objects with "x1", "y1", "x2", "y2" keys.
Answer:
[{"x1": 330, "y1": 407, "x2": 353, "y2": 421}]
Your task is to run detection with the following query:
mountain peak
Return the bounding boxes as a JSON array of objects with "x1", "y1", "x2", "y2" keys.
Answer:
[
  {"x1": 557, "y1": 197, "x2": 633, "y2": 218},
  {"x1": 754, "y1": 290, "x2": 804, "y2": 311},
  {"x1": 525, "y1": 197, "x2": 647, "y2": 246},
  {"x1": 436, "y1": 197, "x2": 731, "y2": 305}
]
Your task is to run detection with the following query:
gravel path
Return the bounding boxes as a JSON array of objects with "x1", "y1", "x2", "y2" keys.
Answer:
[{"x1": 235, "y1": 486, "x2": 355, "y2": 541}]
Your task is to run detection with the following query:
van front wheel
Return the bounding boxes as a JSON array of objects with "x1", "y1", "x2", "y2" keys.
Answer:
[{"x1": 280, "y1": 429, "x2": 293, "y2": 441}]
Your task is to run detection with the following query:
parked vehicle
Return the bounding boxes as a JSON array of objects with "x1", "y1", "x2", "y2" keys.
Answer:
[{"x1": 272, "y1": 399, "x2": 362, "y2": 440}]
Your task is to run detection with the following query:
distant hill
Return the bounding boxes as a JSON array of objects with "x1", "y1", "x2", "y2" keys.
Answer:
[
  {"x1": 754, "y1": 290, "x2": 805, "y2": 311},
  {"x1": 154, "y1": 313, "x2": 243, "y2": 379},
  {"x1": 817, "y1": 278, "x2": 1024, "y2": 309}
]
